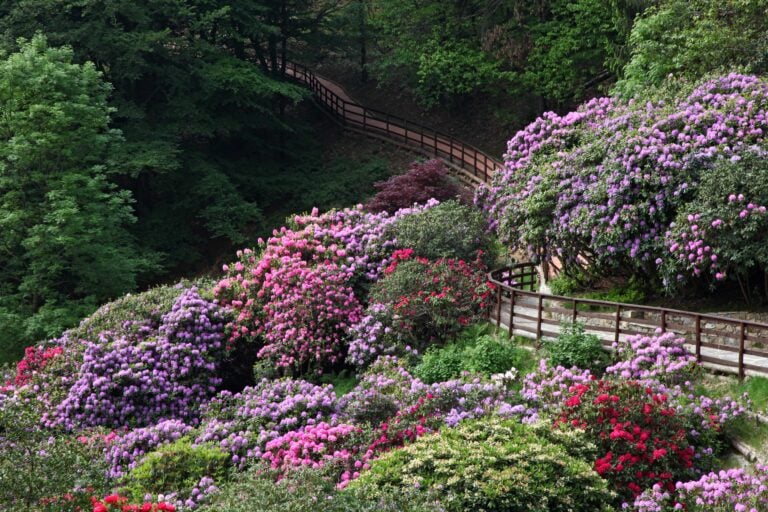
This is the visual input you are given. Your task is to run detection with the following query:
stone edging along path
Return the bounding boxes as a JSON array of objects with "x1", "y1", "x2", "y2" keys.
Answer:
[{"x1": 285, "y1": 62, "x2": 768, "y2": 379}]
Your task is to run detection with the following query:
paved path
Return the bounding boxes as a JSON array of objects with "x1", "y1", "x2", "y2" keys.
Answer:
[{"x1": 495, "y1": 296, "x2": 768, "y2": 377}]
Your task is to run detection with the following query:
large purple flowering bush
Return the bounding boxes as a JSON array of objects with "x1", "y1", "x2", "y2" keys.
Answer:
[{"x1": 477, "y1": 73, "x2": 768, "y2": 294}]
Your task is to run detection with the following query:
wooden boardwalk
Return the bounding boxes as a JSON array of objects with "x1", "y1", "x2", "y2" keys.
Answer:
[{"x1": 282, "y1": 61, "x2": 502, "y2": 187}]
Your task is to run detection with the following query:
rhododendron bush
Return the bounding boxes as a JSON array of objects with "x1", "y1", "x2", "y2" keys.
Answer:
[
  {"x1": 478, "y1": 73, "x2": 768, "y2": 294},
  {"x1": 633, "y1": 466, "x2": 768, "y2": 511}
]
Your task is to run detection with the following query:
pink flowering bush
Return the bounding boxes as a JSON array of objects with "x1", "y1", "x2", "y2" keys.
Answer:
[
  {"x1": 261, "y1": 422, "x2": 364, "y2": 488},
  {"x1": 478, "y1": 73, "x2": 768, "y2": 290},
  {"x1": 633, "y1": 466, "x2": 768, "y2": 512},
  {"x1": 606, "y1": 332, "x2": 698, "y2": 384},
  {"x1": 214, "y1": 204, "x2": 438, "y2": 375}
]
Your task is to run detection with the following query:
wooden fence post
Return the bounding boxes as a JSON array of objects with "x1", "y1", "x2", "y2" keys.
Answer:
[
  {"x1": 660, "y1": 310, "x2": 667, "y2": 333},
  {"x1": 739, "y1": 322, "x2": 746, "y2": 380},
  {"x1": 536, "y1": 294, "x2": 544, "y2": 346},
  {"x1": 695, "y1": 315, "x2": 702, "y2": 362},
  {"x1": 508, "y1": 290, "x2": 515, "y2": 339},
  {"x1": 495, "y1": 286, "x2": 502, "y2": 334},
  {"x1": 614, "y1": 305, "x2": 621, "y2": 345}
]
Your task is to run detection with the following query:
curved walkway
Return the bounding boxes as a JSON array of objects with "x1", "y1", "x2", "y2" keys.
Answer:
[{"x1": 282, "y1": 61, "x2": 502, "y2": 187}]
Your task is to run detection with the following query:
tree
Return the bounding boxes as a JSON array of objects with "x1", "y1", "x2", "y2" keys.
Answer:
[
  {"x1": 615, "y1": 0, "x2": 768, "y2": 96},
  {"x1": 0, "y1": 36, "x2": 150, "y2": 361},
  {"x1": 0, "y1": 0, "x2": 314, "y2": 277}
]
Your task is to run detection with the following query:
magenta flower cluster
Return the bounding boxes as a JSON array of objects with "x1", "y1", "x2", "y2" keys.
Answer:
[
  {"x1": 606, "y1": 332, "x2": 698, "y2": 383},
  {"x1": 194, "y1": 378, "x2": 338, "y2": 468},
  {"x1": 46, "y1": 289, "x2": 227, "y2": 429},
  {"x1": 214, "y1": 203, "x2": 437, "y2": 374},
  {"x1": 478, "y1": 73, "x2": 768, "y2": 281}
]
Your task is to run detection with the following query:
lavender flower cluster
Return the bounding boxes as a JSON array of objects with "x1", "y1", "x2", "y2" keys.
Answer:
[
  {"x1": 478, "y1": 73, "x2": 768, "y2": 280},
  {"x1": 47, "y1": 288, "x2": 228, "y2": 429},
  {"x1": 633, "y1": 465, "x2": 768, "y2": 511},
  {"x1": 606, "y1": 332, "x2": 698, "y2": 383},
  {"x1": 194, "y1": 378, "x2": 338, "y2": 468},
  {"x1": 105, "y1": 419, "x2": 192, "y2": 479}
]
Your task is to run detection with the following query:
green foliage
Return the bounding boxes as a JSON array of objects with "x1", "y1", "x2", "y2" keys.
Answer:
[
  {"x1": 415, "y1": 332, "x2": 525, "y2": 384},
  {"x1": 549, "y1": 274, "x2": 581, "y2": 296},
  {"x1": 122, "y1": 438, "x2": 230, "y2": 502},
  {"x1": 349, "y1": 416, "x2": 615, "y2": 512},
  {"x1": 580, "y1": 279, "x2": 646, "y2": 304},
  {"x1": 545, "y1": 322, "x2": 611, "y2": 372},
  {"x1": 0, "y1": 35, "x2": 151, "y2": 362},
  {"x1": 198, "y1": 464, "x2": 440, "y2": 512},
  {"x1": 370, "y1": 0, "x2": 644, "y2": 107},
  {"x1": 414, "y1": 343, "x2": 465, "y2": 384},
  {"x1": 389, "y1": 200, "x2": 493, "y2": 264},
  {"x1": 0, "y1": 391, "x2": 110, "y2": 510},
  {"x1": 616, "y1": 0, "x2": 768, "y2": 96}
]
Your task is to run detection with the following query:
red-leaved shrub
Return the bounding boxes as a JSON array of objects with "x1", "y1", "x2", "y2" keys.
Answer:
[{"x1": 365, "y1": 160, "x2": 471, "y2": 213}]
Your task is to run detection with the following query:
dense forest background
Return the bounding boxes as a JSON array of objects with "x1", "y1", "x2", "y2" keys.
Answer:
[{"x1": 1, "y1": 0, "x2": 766, "y2": 362}]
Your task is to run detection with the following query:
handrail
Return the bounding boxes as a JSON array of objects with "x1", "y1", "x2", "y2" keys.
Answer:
[
  {"x1": 489, "y1": 263, "x2": 768, "y2": 379},
  {"x1": 280, "y1": 61, "x2": 503, "y2": 185}
]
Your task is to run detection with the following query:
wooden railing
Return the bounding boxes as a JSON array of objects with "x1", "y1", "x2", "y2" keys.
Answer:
[
  {"x1": 282, "y1": 61, "x2": 502, "y2": 186},
  {"x1": 490, "y1": 263, "x2": 768, "y2": 379}
]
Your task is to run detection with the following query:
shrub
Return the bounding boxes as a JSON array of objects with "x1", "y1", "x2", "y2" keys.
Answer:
[
  {"x1": 0, "y1": 391, "x2": 110, "y2": 510},
  {"x1": 368, "y1": 253, "x2": 493, "y2": 352},
  {"x1": 365, "y1": 160, "x2": 470, "y2": 214},
  {"x1": 105, "y1": 420, "x2": 193, "y2": 479},
  {"x1": 349, "y1": 416, "x2": 615, "y2": 512},
  {"x1": 556, "y1": 380, "x2": 740, "y2": 501},
  {"x1": 388, "y1": 200, "x2": 492, "y2": 264},
  {"x1": 606, "y1": 332, "x2": 698, "y2": 384},
  {"x1": 48, "y1": 288, "x2": 228, "y2": 429},
  {"x1": 414, "y1": 343, "x2": 464, "y2": 384},
  {"x1": 122, "y1": 438, "x2": 229, "y2": 509},
  {"x1": 197, "y1": 465, "x2": 440, "y2": 512},
  {"x1": 339, "y1": 357, "x2": 425, "y2": 426},
  {"x1": 545, "y1": 323, "x2": 611, "y2": 373},
  {"x1": 477, "y1": 73, "x2": 768, "y2": 289},
  {"x1": 633, "y1": 466, "x2": 768, "y2": 512},
  {"x1": 415, "y1": 335, "x2": 523, "y2": 384},
  {"x1": 195, "y1": 378, "x2": 338, "y2": 468},
  {"x1": 91, "y1": 495, "x2": 176, "y2": 512}
]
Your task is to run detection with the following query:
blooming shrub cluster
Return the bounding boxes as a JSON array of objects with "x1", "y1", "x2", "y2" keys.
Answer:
[
  {"x1": 105, "y1": 420, "x2": 193, "y2": 479},
  {"x1": 213, "y1": 204, "x2": 441, "y2": 374},
  {"x1": 606, "y1": 332, "x2": 698, "y2": 383},
  {"x1": 478, "y1": 73, "x2": 768, "y2": 289},
  {"x1": 12, "y1": 345, "x2": 63, "y2": 386},
  {"x1": 92, "y1": 495, "x2": 176, "y2": 512},
  {"x1": 633, "y1": 466, "x2": 768, "y2": 511},
  {"x1": 364, "y1": 251, "x2": 493, "y2": 357},
  {"x1": 48, "y1": 288, "x2": 227, "y2": 429},
  {"x1": 195, "y1": 378, "x2": 338, "y2": 467}
]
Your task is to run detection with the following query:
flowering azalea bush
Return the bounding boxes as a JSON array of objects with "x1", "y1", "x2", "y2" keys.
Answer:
[
  {"x1": 478, "y1": 73, "x2": 768, "y2": 290},
  {"x1": 12, "y1": 345, "x2": 63, "y2": 386},
  {"x1": 195, "y1": 378, "x2": 339, "y2": 468},
  {"x1": 213, "y1": 204, "x2": 440, "y2": 374},
  {"x1": 606, "y1": 332, "x2": 698, "y2": 384},
  {"x1": 367, "y1": 251, "x2": 493, "y2": 354},
  {"x1": 48, "y1": 288, "x2": 228, "y2": 429},
  {"x1": 92, "y1": 495, "x2": 176, "y2": 512},
  {"x1": 105, "y1": 419, "x2": 193, "y2": 479},
  {"x1": 633, "y1": 466, "x2": 768, "y2": 511}
]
